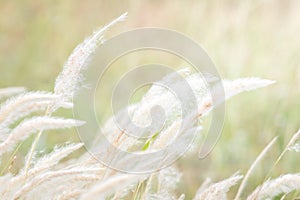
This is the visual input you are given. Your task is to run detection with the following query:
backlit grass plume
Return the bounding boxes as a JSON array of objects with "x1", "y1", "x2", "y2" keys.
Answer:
[{"x1": 0, "y1": 14, "x2": 298, "y2": 200}]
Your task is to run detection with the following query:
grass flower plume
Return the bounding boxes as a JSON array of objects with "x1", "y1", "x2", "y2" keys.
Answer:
[{"x1": 0, "y1": 14, "x2": 298, "y2": 200}]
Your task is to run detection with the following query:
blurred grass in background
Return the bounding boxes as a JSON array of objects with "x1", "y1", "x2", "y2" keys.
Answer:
[{"x1": 0, "y1": 0, "x2": 300, "y2": 198}]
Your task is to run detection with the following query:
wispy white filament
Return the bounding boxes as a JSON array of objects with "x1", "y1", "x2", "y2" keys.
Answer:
[
  {"x1": 0, "y1": 92, "x2": 59, "y2": 134},
  {"x1": 54, "y1": 13, "x2": 127, "y2": 102}
]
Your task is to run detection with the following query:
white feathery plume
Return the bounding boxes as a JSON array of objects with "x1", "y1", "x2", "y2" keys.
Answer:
[
  {"x1": 247, "y1": 174, "x2": 300, "y2": 200},
  {"x1": 1, "y1": 143, "x2": 85, "y2": 199},
  {"x1": 195, "y1": 78, "x2": 275, "y2": 157},
  {"x1": 98, "y1": 70, "x2": 203, "y2": 153},
  {"x1": 152, "y1": 119, "x2": 182, "y2": 149},
  {"x1": 197, "y1": 78, "x2": 275, "y2": 116},
  {"x1": 151, "y1": 114, "x2": 201, "y2": 153},
  {"x1": 97, "y1": 104, "x2": 139, "y2": 151},
  {"x1": 85, "y1": 73, "x2": 275, "y2": 175},
  {"x1": 142, "y1": 168, "x2": 182, "y2": 200},
  {"x1": 141, "y1": 68, "x2": 192, "y2": 101},
  {"x1": 12, "y1": 167, "x2": 103, "y2": 200},
  {"x1": 0, "y1": 87, "x2": 26, "y2": 100},
  {"x1": 131, "y1": 70, "x2": 204, "y2": 129},
  {"x1": 36, "y1": 174, "x2": 101, "y2": 200},
  {"x1": 31, "y1": 173, "x2": 101, "y2": 200},
  {"x1": 131, "y1": 87, "x2": 179, "y2": 128},
  {"x1": 222, "y1": 78, "x2": 275, "y2": 100},
  {"x1": 194, "y1": 174, "x2": 243, "y2": 200},
  {"x1": 88, "y1": 74, "x2": 275, "y2": 174},
  {"x1": 134, "y1": 74, "x2": 274, "y2": 135},
  {"x1": 135, "y1": 74, "x2": 275, "y2": 126},
  {"x1": 152, "y1": 167, "x2": 182, "y2": 200},
  {"x1": 29, "y1": 143, "x2": 83, "y2": 172},
  {"x1": 97, "y1": 71, "x2": 274, "y2": 154},
  {"x1": 14, "y1": 143, "x2": 84, "y2": 182},
  {"x1": 80, "y1": 174, "x2": 143, "y2": 200},
  {"x1": 0, "y1": 117, "x2": 85, "y2": 156},
  {"x1": 158, "y1": 167, "x2": 182, "y2": 191},
  {"x1": 54, "y1": 13, "x2": 127, "y2": 102},
  {"x1": 0, "y1": 92, "x2": 60, "y2": 134}
]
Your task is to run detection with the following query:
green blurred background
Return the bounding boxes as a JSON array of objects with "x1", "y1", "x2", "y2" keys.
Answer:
[{"x1": 0, "y1": 0, "x2": 300, "y2": 198}]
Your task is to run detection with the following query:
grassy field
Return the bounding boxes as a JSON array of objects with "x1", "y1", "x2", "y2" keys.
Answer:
[{"x1": 0, "y1": 0, "x2": 300, "y2": 199}]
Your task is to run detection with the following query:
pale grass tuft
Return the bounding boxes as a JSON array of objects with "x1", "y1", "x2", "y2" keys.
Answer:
[
  {"x1": 20, "y1": 143, "x2": 84, "y2": 178},
  {"x1": 13, "y1": 167, "x2": 103, "y2": 200},
  {"x1": 222, "y1": 78, "x2": 276, "y2": 99},
  {"x1": 144, "y1": 167, "x2": 182, "y2": 200},
  {"x1": 194, "y1": 173, "x2": 243, "y2": 200},
  {"x1": 247, "y1": 174, "x2": 300, "y2": 200},
  {"x1": 29, "y1": 143, "x2": 84, "y2": 172},
  {"x1": 195, "y1": 78, "x2": 275, "y2": 119},
  {"x1": 54, "y1": 13, "x2": 127, "y2": 102},
  {"x1": 0, "y1": 143, "x2": 85, "y2": 199},
  {"x1": 0, "y1": 117, "x2": 85, "y2": 156},
  {"x1": 152, "y1": 119, "x2": 182, "y2": 149},
  {"x1": 0, "y1": 92, "x2": 60, "y2": 133},
  {"x1": 80, "y1": 174, "x2": 143, "y2": 200}
]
